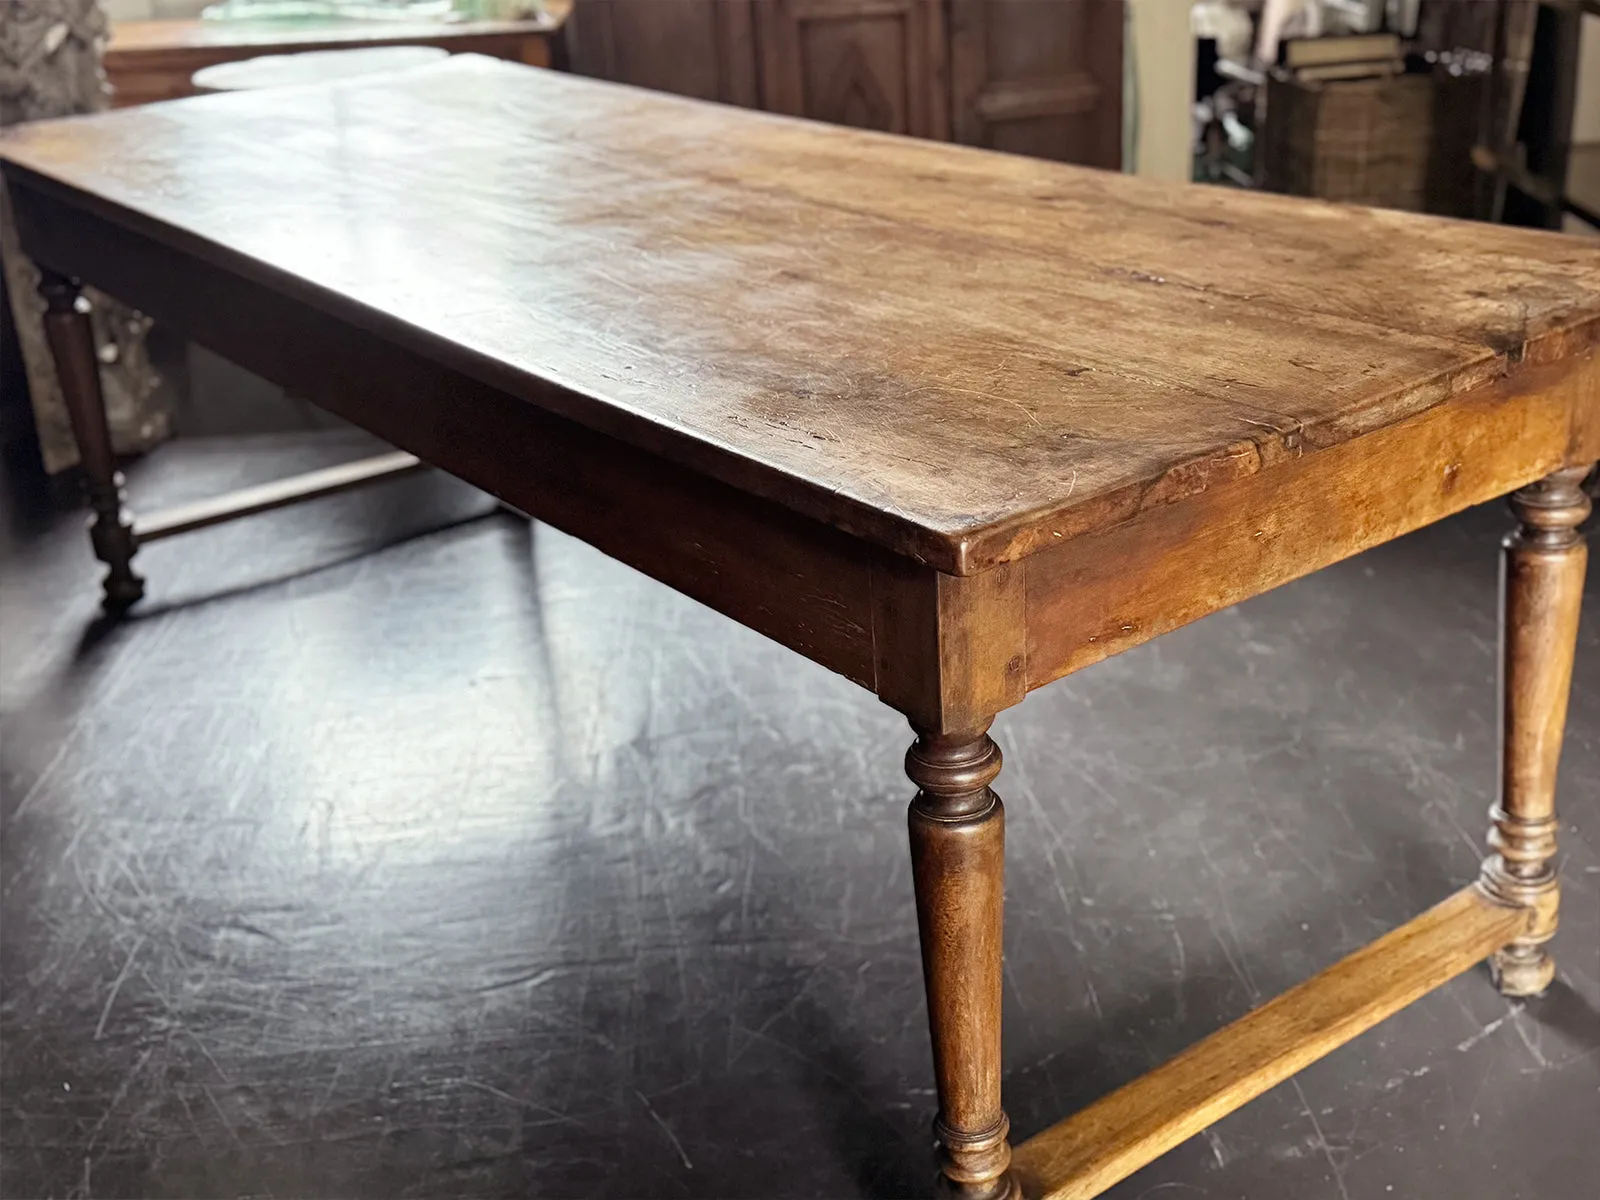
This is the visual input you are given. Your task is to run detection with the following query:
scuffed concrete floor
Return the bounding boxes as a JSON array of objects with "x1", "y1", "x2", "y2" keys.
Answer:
[{"x1": 2, "y1": 432, "x2": 1597, "y2": 1199}]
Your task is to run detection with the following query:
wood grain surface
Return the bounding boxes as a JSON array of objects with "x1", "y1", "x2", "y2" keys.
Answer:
[{"x1": 5, "y1": 56, "x2": 1598, "y2": 575}]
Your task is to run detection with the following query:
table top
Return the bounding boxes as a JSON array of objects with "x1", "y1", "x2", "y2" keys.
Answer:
[
  {"x1": 191, "y1": 45, "x2": 449, "y2": 92},
  {"x1": 4, "y1": 56, "x2": 1598, "y2": 574}
]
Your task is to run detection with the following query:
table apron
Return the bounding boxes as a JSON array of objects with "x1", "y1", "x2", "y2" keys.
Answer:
[{"x1": 1022, "y1": 351, "x2": 1599, "y2": 691}]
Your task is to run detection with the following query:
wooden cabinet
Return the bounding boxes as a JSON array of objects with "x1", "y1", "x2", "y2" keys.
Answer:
[
  {"x1": 755, "y1": 0, "x2": 948, "y2": 140},
  {"x1": 566, "y1": 0, "x2": 758, "y2": 107},
  {"x1": 949, "y1": 0, "x2": 1122, "y2": 168},
  {"x1": 570, "y1": 0, "x2": 1120, "y2": 168}
]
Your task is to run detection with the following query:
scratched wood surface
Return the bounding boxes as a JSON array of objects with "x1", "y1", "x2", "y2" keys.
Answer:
[{"x1": 4, "y1": 56, "x2": 1598, "y2": 575}]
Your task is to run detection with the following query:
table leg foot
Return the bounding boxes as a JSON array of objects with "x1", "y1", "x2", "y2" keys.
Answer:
[
  {"x1": 1481, "y1": 465, "x2": 1590, "y2": 997},
  {"x1": 906, "y1": 724, "x2": 1018, "y2": 1200},
  {"x1": 38, "y1": 271, "x2": 144, "y2": 615}
]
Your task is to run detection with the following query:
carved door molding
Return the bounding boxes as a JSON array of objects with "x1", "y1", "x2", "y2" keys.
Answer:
[{"x1": 754, "y1": 0, "x2": 949, "y2": 139}]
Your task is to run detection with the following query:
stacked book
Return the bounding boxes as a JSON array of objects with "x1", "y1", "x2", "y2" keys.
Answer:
[{"x1": 1278, "y1": 32, "x2": 1404, "y2": 82}]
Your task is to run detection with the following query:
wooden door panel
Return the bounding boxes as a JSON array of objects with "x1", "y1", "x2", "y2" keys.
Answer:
[
  {"x1": 756, "y1": 0, "x2": 948, "y2": 139},
  {"x1": 572, "y1": 1, "x2": 1121, "y2": 169},
  {"x1": 569, "y1": 0, "x2": 759, "y2": 107},
  {"x1": 950, "y1": 0, "x2": 1123, "y2": 168}
]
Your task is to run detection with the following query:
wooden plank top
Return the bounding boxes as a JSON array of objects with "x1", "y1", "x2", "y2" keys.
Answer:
[{"x1": 4, "y1": 56, "x2": 1598, "y2": 574}]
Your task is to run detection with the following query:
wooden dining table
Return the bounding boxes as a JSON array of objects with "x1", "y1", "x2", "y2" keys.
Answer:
[{"x1": 3, "y1": 56, "x2": 1597, "y2": 1200}]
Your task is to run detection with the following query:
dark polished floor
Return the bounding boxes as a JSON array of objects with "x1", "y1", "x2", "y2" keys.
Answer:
[{"x1": 2, "y1": 432, "x2": 1597, "y2": 1200}]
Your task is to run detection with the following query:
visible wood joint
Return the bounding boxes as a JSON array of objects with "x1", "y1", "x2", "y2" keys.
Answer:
[{"x1": 872, "y1": 554, "x2": 1026, "y2": 734}]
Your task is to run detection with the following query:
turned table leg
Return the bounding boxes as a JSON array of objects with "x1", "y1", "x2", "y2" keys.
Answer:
[
  {"x1": 1481, "y1": 465, "x2": 1591, "y2": 996},
  {"x1": 38, "y1": 271, "x2": 144, "y2": 612},
  {"x1": 906, "y1": 725, "x2": 1020, "y2": 1200}
]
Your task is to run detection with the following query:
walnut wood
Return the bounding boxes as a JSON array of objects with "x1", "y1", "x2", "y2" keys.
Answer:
[
  {"x1": 1023, "y1": 353, "x2": 1600, "y2": 688},
  {"x1": 14, "y1": 163, "x2": 1597, "y2": 724},
  {"x1": 3, "y1": 63, "x2": 1600, "y2": 1199},
  {"x1": 1482, "y1": 465, "x2": 1593, "y2": 996},
  {"x1": 5, "y1": 58, "x2": 1599, "y2": 577},
  {"x1": 1011, "y1": 886, "x2": 1528, "y2": 1200},
  {"x1": 132, "y1": 452, "x2": 426, "y2": 545},
  {"x1": 36, "y1": 272, "x2": 143, "y2": 612},
  {"x1": 906, "y1": 727, "x2": 1019, "y2": 1200}
]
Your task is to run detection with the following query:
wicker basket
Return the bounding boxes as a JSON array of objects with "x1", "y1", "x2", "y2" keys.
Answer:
[{"x1": 1259, "y1": 69, "x2": 1482, "y2": 215}]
